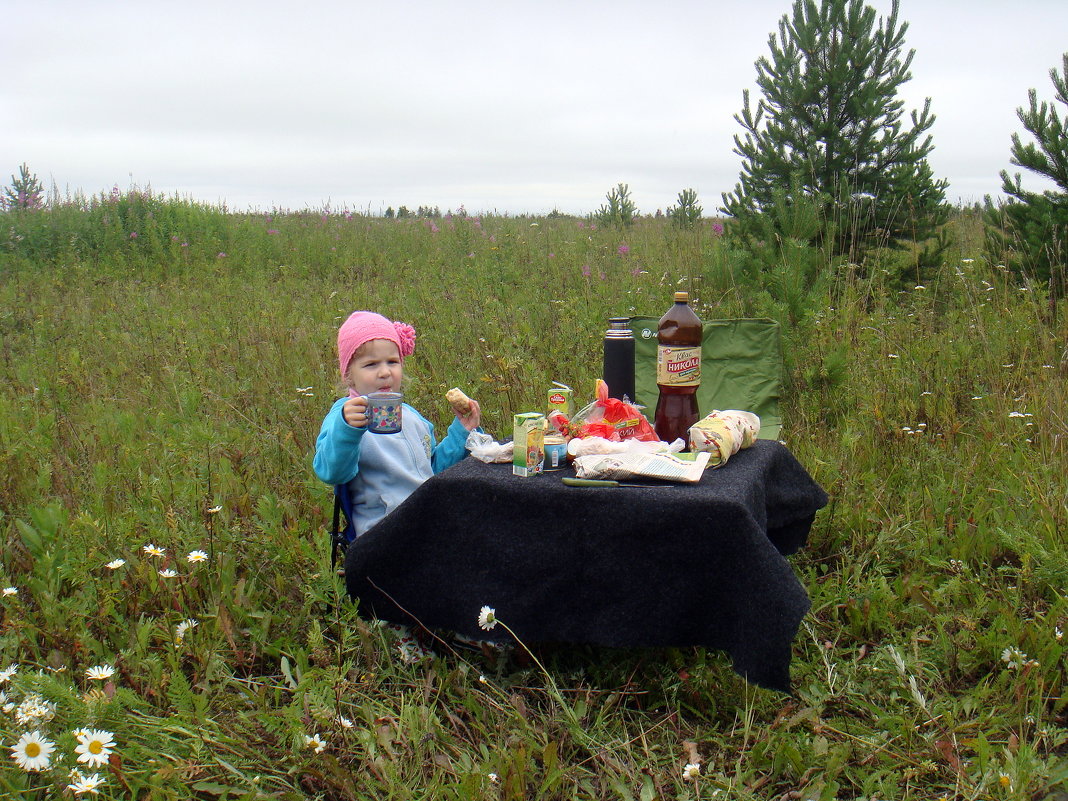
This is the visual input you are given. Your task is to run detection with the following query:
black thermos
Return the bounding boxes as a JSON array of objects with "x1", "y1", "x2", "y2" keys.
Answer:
[{"x1": 603, "y1": 317, "x2": 636, "y2": 401}]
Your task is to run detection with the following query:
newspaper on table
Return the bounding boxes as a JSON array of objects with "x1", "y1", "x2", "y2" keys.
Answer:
[{"x1": 573, "y1": 449, "x2": 711, "y2": 483}]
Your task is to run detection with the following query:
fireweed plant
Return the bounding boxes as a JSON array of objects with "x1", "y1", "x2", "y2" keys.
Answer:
[{"x1": 0, "y1": 199, "x2": 1066, "y2": 798}]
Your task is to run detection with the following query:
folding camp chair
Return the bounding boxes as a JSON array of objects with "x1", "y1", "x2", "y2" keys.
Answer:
[
  {"x1": 629, "y1": 316, "x2": 783, "y2": 440},
  {"x1": 330, "y1": 483, "x2": 356, "y2": 571}
]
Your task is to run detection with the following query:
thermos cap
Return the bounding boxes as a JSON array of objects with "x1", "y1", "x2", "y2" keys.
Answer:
[
  {"x1": 605, "y1": 317, "x2": 634, "y2": 338},
  {"x1": 674, "y1": 291, "x2": 690, "y2": 302}
]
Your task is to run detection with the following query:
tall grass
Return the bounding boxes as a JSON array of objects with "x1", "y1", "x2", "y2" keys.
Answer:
[{"x1": 0, "y1": 195, "x2": 1066, "y2": 799}]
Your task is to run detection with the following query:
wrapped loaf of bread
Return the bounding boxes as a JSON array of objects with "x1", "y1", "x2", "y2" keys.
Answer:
[
  {"x1": 688, "y1": 410, "x2": 760, "y2": 467},
  {"x1": 446, "y1": 387, "x2": 473, "y2": 416}
]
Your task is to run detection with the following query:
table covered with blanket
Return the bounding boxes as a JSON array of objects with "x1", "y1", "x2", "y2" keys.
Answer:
[{"x1": 343, "y1": 439, "x2": 828, "y2": 692}]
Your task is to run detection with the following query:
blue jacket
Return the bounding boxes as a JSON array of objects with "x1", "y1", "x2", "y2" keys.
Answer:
[{"x1": 313, "y1": 398, "x2": 471, "y2": 539}]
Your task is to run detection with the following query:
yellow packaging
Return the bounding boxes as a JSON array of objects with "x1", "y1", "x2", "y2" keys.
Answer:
[
  {"x1": 513, "y1": 413, "x2": 545, "y2": 477},
  {"x1": 547, "y1": 384, "x2": 574, "y2": 418}
]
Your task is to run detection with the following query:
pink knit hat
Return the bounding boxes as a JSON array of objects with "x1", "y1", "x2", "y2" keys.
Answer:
[{"x1": 337, "y1": 311, "x2": 417, "y2": 378}]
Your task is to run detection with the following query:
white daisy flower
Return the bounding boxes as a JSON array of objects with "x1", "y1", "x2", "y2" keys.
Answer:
[
  {"x1": 15, "y1": 694, "x2": 56, "y2": 725},
  {"x1": 175, "y1": 618, "x2": 199, "y2": 643},
  {"x1": 1001, "y1": 646, "x2": 1027, "y2": 670},
  {"x1": 74, "y1": 729, "x2": 115, "y2": 769},
  {"x1": 304, "y1": 733, "x2": 327, "y2": 753},
  {"x1": 105, "y1": 559, "x2": 126, "y2": 569},
  {"x1": 488, "y1": 772, "x2": 500, "y2": 783},
  {"x1": 143, "y1": 544, "x2": 165, "y2": 558},
  {"x1": 0, "y1": 664, "x2": 17, "y2": 684},
  {"x1": 85, "y1": 665, "x2": 116, "y2": 681},
  {"x1": 683, "y1": 762, "x2": 701, "y2": 780},
  {"x1": 336, "y1": 715, "x2": 354, "y2": 729},
  {"x1": 478, "y1": 606, "x2": 497, "y2": 631},
  {"x1": 11, "y1": 730, "x2": 55, "y2": 772},
  {"x1": 186, "y1": 550, "x2": 208, "y2": 564},
  {"x1": 2, "y1": 587, "x2": 16, "y2": 597},
  {"x1": 68, "y1": 772, "x2": 106, "y2": 795},
  {"x1": 158, "y1": 568, "x2": 178, "y2": 578},
  {"x1": 206, "y1": 505, "x2": 222, "y2": 515}
]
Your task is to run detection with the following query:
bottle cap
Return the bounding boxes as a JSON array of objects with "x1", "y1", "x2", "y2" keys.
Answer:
[{"x1": 674, "y1": 291, "x2": 689, "y2": 302}]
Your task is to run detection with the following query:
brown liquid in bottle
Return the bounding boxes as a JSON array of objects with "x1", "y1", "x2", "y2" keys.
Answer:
[{"x1": 653, "y1": 291, "x2": 702, "y2": 445}]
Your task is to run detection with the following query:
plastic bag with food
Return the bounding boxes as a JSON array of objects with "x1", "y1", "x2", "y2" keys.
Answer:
[
  {"x1": 464, "y1": 430, "x2": 513, "y2": 463},
  {"x1": 570, "y1": 379, "x2": 659, "y2": 442}
]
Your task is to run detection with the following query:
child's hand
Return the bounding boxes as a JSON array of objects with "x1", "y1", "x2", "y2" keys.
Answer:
[
  {"x1": 342, "y1": 395, "x2": 369, "y2": 428},
  {"x1": 457, "y1": 398, "x2": 481, "y2": 432}
]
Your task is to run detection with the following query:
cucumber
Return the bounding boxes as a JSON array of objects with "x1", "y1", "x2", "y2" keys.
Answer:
[{"x1": 562, "y1": 477, "x2": 619, "y2": 488}]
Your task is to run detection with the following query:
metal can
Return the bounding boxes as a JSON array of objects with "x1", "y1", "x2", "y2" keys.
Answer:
[{"x1": 543, "y1": 435, "x2": 567, "y2": 470}]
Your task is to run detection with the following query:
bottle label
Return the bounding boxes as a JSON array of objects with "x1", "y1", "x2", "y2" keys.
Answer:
[{"x1": 656, "y1": 345, "x2": 701, "y2": 386}]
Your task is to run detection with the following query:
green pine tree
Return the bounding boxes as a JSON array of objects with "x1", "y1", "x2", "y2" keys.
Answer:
[
  {"x1": 3, "y1": 163, "x2": 44, "y2": 210},
  {"x1": 667, "y1": 189, "x2": 703, "y2": 229},
  {"x1": 985, "y1": 52, "x2": 1068, "y2": 298},
  {"x1": 720, "y1": 0, "x2": 948, "y2": 260},
  {"x1": 596, "y1": 183, "x2": 638, "y2": 227}
]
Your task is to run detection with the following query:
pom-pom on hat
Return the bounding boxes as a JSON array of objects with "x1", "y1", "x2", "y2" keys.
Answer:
[{"x1": 337, "y1": 311, "x2": 416, "y2": 377}]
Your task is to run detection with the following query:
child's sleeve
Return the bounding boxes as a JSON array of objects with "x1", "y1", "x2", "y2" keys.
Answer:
[
  {"x1": 313, "y1": 398, "x2": 366, "y2": 485},
  {"x1": 430, "y1": 417, "x2": 476, "y2": 474}
]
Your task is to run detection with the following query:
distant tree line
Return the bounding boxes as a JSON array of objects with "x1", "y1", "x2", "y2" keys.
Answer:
[{"x1": 5, "y1": 0, "x2": 1065, "y2": 298}]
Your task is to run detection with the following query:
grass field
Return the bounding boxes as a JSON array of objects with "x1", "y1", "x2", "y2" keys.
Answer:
[{"x1": 1, "y1": 195, "x2": 1066, "y2": 799}]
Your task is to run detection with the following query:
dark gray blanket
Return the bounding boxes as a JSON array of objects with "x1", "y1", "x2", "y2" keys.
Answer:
[{"x1": 345, "y1": 440, "x2": 827, "y2": 692}]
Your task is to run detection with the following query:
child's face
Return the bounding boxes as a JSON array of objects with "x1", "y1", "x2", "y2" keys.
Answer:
[{"x1": 345, "y1": 339, "x2": 403, "y2": 397}]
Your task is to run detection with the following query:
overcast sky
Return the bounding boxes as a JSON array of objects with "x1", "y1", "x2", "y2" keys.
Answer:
[{"x1": 3, "y1": 0, "x2": 1064, "y2": 215}]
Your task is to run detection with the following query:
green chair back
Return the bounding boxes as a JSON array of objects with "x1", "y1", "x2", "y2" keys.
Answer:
[{"x1": 629, "y1": 317, "x2": 783, "y2": 440}]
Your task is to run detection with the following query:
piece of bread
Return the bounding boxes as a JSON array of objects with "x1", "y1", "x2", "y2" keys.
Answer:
[{"x1": 446, "y1": 387, "x2": 473, "y2": 415}]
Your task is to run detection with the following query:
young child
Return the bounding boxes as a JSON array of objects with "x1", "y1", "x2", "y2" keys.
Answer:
[{"x1": 313, "y1": 310, "x2": 481, "y2": 540}]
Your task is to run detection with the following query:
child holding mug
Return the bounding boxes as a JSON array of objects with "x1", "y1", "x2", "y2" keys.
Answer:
[{"x1": 313, "y1": 310, "x2": 481, "y2": 539}]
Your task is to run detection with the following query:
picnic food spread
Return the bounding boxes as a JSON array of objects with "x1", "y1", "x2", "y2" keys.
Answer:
[{"x1": 450, "y1": 292, "x2": 764, "y2": 483}]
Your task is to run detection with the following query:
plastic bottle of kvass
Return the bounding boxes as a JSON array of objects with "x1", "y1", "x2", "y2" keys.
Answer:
[{"x1": 653, "y1": 291, "x2": 702, "y2": 446}]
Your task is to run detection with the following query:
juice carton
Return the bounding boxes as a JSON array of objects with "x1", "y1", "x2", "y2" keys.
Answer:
[
  {"x1": 547, "y1": 383, "x2": 574, "y2": 418},
  {"x1": 513, "y1": 412, "x2": 545, "y2": 477}
]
